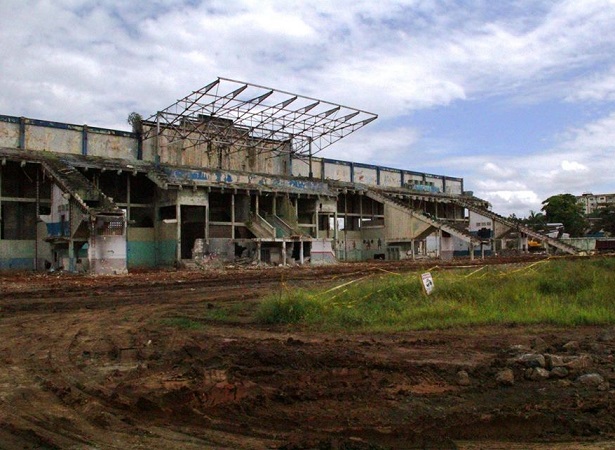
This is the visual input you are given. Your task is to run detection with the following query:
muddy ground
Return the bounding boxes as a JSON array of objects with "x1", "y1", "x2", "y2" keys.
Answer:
[{"x1": 0, "y1": 257, "x2": 614, "y2": 449}]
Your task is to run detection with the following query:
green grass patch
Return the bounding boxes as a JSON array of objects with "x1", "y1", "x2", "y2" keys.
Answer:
[
  {"x1": 256, "y1": 257, "x2": 615, "y2": 331},
  {"x1": 160, "y1": 317, "x2": 204, "y2": 330}
]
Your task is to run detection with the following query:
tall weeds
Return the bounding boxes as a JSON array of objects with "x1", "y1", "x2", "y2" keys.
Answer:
[{"x1": 256, "y1": 258, "x2": 615, "y2": 331}]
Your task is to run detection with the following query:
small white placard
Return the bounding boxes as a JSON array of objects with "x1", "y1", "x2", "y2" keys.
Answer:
[{"x1": 421, "y1": 272, "x2": 434, "y2": 295}]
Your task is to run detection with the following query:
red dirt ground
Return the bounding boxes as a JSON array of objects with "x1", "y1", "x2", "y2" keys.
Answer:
[{"x1": 0, "y1": 257, "x2": 614, "y2": 449}]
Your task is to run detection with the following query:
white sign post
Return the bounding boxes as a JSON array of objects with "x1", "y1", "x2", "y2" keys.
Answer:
[{"x1": 421, "y1": 272, "x2": 434, "y2": 295}]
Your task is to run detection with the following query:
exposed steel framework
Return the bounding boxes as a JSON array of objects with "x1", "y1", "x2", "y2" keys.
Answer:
[{"x1": 143, "y1": 77, "x2": 377, "y2": 157}]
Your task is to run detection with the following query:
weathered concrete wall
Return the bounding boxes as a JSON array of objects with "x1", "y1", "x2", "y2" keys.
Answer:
[
  {"x1": 146, "y1": 124, "x2": 292, "y2": 176},
  {"x1": 384, "y1": 204, "x2": 431, "y2": 241},
  {"x1": 311, "y1": 239, "x2": 336, "y2": 264},
  {"x1": 324, "y1": 160, "x2": 351, "y2": 181},
  {"x1": 46, "y1": 185, "x2": 71, "y2": 236},
  {"x1": 380, "y1": 169, "x2": 400, "y2": 187},
  {"x1": 88, "y1": 216, "x2": 127, "y2": 275},
  {"x1": 425, "y1": 175, "x2": 444, "y2": 191},
  {"x1": 290, "y1": 153, "x2": 463, "y2": 195},
  {"x1": 127, "y1": 228, "x2": 157, "y2": 268},
  {"x1": 290, "y1": 155, "x2": 323, "y2": 179},
  {"x1": 353, "y1": 166, "x2": 377, "y2": 185},
  {"x1": 468, "y1": 211, "x2": 493, "y2": 234},
  {"x1": 36, "y1": 220, "x2": 53, "y2": 270},
  {"x1": 26, "y1": 124, "x2": 82, "y2": 154},
  {"x1": 0, "y1": 115, "x2": 138, "y2": 158},
  {"x1": 0, "y1": 120, "x2": 19, "y2": 148},
  {"x1": 87, "y1": 132, "x2": 137, "y2": 159},
  {"x1": 563, "y1": 237, "x2": 596, "y2": 252},
  {"x1": 178, "y1": 189, "x2": 208, "y2": 206},
  {"x1": 0, "y1": 240, "x2": 35, "y2": 269},
  {"x1": 164, "y1": 167, "x2": 333, "y2": 196},
  {"x1": 445, "y1": 178, "x2": 463, "y2": 195},
  {"x1": 157, "y1": 222, "x2": 177, "y2": 266}
]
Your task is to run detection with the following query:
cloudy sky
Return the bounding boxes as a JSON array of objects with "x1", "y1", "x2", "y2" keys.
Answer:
[{"x1": 1, "y1": 0, "x2": 615, "y2": 217}]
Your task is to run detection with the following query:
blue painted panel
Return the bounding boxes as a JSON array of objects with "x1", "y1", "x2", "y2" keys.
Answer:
[
  {"x1": 157, "y1": 240, "x2": 176, "y2": 266},
  {"x1": 0, "y1": 258, "x2": 34, "y2": 270},
  {"x1": 127, "y1": 241, "x2": 157, "y2": 268},
  {"x1": 46, "y1": 222, "x2": 70, "y2": 237}
]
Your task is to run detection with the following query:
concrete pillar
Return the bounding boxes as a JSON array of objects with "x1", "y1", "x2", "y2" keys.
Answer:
[
  {"x1": 205, "y1": 192, "x2": 209, "y2": 245},
  {"x1": 257, "y1": 240, "x2": 261, "y2": 263},
  {"x1": 411, "y1": 239, "x2": 415, "y2": 261},
  {"x1": 333, "y1": 211, "x2": 338, "y2": 241},
  {"x1": 176, "y1": 202, "x2": 181, "y2": 263},
  {"x1": 470, "y1": 243, "x2": 474, "y2": 260},
  {"x1": 299, "y1": 240, "x2": 304, "y2": 264},
  {"x1": 282, "y1": 241, "x2": 286, "y2": 266},
  {"x1": 126, "y1": 175, "x2": 131, "y2": 225},
  {"x1": 231, "y1": 193, "x2": 235, "y2": 239},
  {"x1": 68, "y1": 201, "x2": 75, "y2": 272},
  {"x1": 68, "y1": 239, "x2": 75, "y2": 272}
]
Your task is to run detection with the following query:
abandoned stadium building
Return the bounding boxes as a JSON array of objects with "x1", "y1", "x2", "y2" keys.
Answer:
[{"x1": 0, "y1": 78, "x2": 581, "y2": 274}]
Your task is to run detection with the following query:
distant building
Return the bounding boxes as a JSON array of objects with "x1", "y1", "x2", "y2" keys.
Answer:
[{"x1": 577, "y1": 193, "x2": 615, "y2": 215}]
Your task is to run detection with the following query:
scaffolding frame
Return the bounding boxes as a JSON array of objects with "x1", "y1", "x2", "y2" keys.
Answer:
[{"x1": 142, "y1": 77, "x2": 377, "y2": 158}]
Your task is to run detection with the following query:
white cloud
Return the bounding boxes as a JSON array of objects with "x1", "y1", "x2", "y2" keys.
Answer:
[
  {"x1": 3, "y1": 0, "x2": 614, "y2": 126},
  {"x1": 566, "y1": 67, "x2": 615, "y2": 102},
  {"x1": 321, "y1": 125, "x2": 422, "y2": 167},
  {"x1": 561, "y1": 160, "x2": 589, "y2": 172}
]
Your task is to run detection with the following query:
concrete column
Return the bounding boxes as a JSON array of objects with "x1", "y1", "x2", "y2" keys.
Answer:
[
  {"x1": 257, "y1": 240, "x2": 261, "y2": 263},
  {"x1": 411, "y1": 239, "x2": 415, "y2": 261},
  {"x1": 68, "y1": 239, "x2": 75, "y2": 272},
  {"x1": 333, "y1": 212, "x2": 338, "y2": 241},
  {"x1": 299, "y1": 240, "x2": 304, "y2": 264},
  {"x1": 68, "y1": 201, "x2": 75, "y2": 272},
  {"x1": 282, "y1": 241, "x2": 286, "y2": 266},
  {"x1": 470, "y1": 243, "x2": 474, "y2": 260},
  {"x1": 126, "y1": 175, "x2": 131, "y2": 224},
  {"x1": 231, "y1": 193, "x2": 235, "y2": 239},
  {"x1": 176, "y1": 202, "x2": 181, "y2": 263},
  {"x1": 205, "y1": 192, "x2": 209, "y2": 245}
]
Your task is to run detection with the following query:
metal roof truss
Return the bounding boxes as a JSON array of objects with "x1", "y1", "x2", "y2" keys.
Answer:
[{"x1": 143, "y1": 77, "x2": 377, "y2": 157}]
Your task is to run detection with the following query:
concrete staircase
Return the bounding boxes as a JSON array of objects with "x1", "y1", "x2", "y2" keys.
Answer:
[
  {"x1": 365, "y1": 189, "x2": 484, "y2": 246},
  {"x1": 265, "y1": 214, "x2": 304, "y2": 238},
  {"x1": 246, "y1": 213, "x2": 276, "y2": 239},
  {"x1": 41, "y1": 157, "x2": 120, "y2": 214},
  {"x1": 147, "y1": 167, "x2": 171, "y2": 189},
  {"x1": 451, "y1": 197, "x2": 582, "y2": 255}
]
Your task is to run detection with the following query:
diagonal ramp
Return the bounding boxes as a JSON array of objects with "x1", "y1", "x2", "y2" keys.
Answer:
[
  {"x1": 365, "y1": 189, "x2": 484, "y2": 246},
  {"x1": 451, "y1": 198, "x2": 582, "y2": 255}
]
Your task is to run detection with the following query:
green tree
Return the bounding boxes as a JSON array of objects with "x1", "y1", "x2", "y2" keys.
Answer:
[
  {"x1": 594, "y1": 205, "x2": 615, "y2": 236},
  {"x1": 541, "y1": 194, "x2": 587, "y2": 237},
  {"x1": 127, "y1": 112, "x2": 143, "y2": 134},
  {"x1": 523, "y1": 210, "x2": 547, "y2": 231}
]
